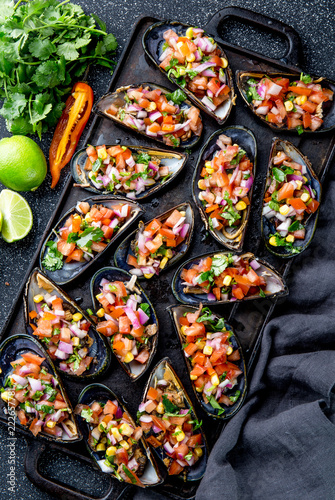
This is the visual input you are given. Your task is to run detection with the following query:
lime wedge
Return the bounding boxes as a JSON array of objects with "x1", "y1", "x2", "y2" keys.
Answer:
[
  {"x1": 0, "y1": 210, "x2": 2, "y2": 232},
  {"x1": 0, "y1": 189, "x2": 33, "y2": 243}
]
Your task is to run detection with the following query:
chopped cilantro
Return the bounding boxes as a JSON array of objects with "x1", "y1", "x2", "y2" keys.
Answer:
[
  {"x1": 230, "y1": 149, "x2": 246, "y2": 165},
  {"x1": 165, "y1": 89, "x2": 187, "y2": 105},
  {"x1": 229, "y1": 390, "x2": 241, "y2": 403},
  {"x1": 162, "y1": 394, "x2": 179, "y2": 414},
  {"x1": 296, "y1": 125, "x2": 304, "y2": 135},
  {"x1": 92, "y1": 158, "x2": 103, "y2": 173},
  {"x1": 42, "y1": 241, "x2": 64, "y2": 272},
  {"x1": 288, "y1": 220, "x2": 304, "y2": 232},
  {"x1": 81, "y1": 408, "x2": 93, "y2": 422},
  {"x1": 269, "y1": 232, "x2": 301, "y2": 254},
  {"x1": 300, "y1": 73, "x2": 312, "y2": 84},
  {"x1": 259, "y1": 288, "x2": 266, "y2": 298},
  {"x1": 207, "y1": 395, "x2": 225, "y2": 415}
]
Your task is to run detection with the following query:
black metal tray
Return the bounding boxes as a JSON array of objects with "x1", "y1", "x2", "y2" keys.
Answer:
[{"x1": 1, "y1": 7, "x2": 335, "y2": 500}]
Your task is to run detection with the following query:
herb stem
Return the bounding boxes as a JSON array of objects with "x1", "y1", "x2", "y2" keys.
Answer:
[
  {"x1": 13, "y1": 0, "x2": 25, "y2": 12},
  {"x1": 27, "y1": 23, "x2": 107, "y2": 37}
]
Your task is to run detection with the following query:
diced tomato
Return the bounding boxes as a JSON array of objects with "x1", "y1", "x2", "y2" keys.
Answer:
[
  {"x1": 107, "y1": 146, "x2": 124, "y2": 156},
  {"x1": 181, "y1": 268, "x2": 198, "y2": 284},
  {"x1": 165, "y1": 210, "x2": 183, "y2": 228},
  {"x1": 232, "y1": 286, "x2": 244, "y2": 300},
  {"x1": 147, "y1": 387, "x2": 159, "y2": 401},
  {"x1": 60, "y1": 327, "x2": 71, "y2": 343},
  {"x1": 190, "y1": 363, "x2": 206, "y2": 377},
  {"x1": 119, "y1": 316, "x2": 131, "y2": 334},
  {"x1": 228, "y1": 350, "x2": 241, "y2": 361},
  {"x1": 287, "y1": 198, "x2": 307, "y2": 210},
  {"x1": 288, "y1": 86, "x2": 312, "y2": 96},
  {"x1": 301, "y1": 101, "x2": 317, "y2": 113},
  {"x1": 96, "y1": 320, "x2": 119, "y2": 336},
  {"x1": 187, "y1": 433, "x2": 202, "y2": 447},
  {"x1": 168, "y1": 460, "x2": 184, "y2": 476},
  {"x1": 91, "y1": 241, "x2": 107, "y2": 253},
  {"x1": 57, "y1": 240, "x2": 75, "y2": 257},
  {"x1": 116, "y1": 447, "x2": 128, "y2": 465},
  {"x1": 135, "y1": 349, "x2": 150, "y2": 364},
  {"x1": 103, "y1": 400, "x2": 117, "y2": 415},
  {"x1": 267, "y1": 112, "x2": 282, "y2": 124},
  {"x1": 207, "y1": 77, "x2": 221, "y2": 95},
  {"x1": 175, "y1": 443, "x2": 189, "y2": 458},
  {"x1": 303, "y1": 112, "x2": 312, "y2": 129},
  {"x1": 21, "y1": 353, "x2": 45, "y2": 365},
  {"x1": 192, "y1": 351, "x2": 206, "y2": 365},
  {"x1": 277, "y1": 182, "x2": 295, "y2": 201},
  {"x1": 110, "y1": 281, "x2": 127, "y2": 298},
  {"x1": 184, "y1": 343, "x2": 198, "y2": 357},
  {"x1": 145, "y1": 218, "x2": 162, "y2": 235},
  {"x1": 185, "y1": 322, "x2": 205, "y2": 337},
  {"x1": 29, "y1": 418, "x2": 43, "y2": 436},
  {"x1": 65, "y1": 248, "x2": 84, "y2": 263},
  {"x1": 146, "y1": 435, "x2": 162, "y2": 448},
  {"x1": 305, "y1": 198, "x2": 320, "y2": 214},
  {"x1": 151, "y1": 415, "x2": 166, "y2": 431}
]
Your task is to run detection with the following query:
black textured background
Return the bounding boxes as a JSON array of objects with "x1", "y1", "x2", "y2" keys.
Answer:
[{"x1": 0, "y1": 0, "x2": 334, "y2": 499}]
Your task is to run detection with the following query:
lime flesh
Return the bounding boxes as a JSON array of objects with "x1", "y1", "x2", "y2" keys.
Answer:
[{"x1": 0, "y1": 189, "x2": 33, "y2": 243}]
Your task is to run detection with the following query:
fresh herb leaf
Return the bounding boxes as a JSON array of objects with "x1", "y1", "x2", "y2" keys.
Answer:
[
  {"x1": 136, "y1": 152, "x2": 151, "y2": 165},
  {"x1": 269, "y1": 200, "x2": 280, "y2": 212},
  {"x1": 92, "y1": 157, "x2": 103, "y2": 172},
  {"x1": 269, "y1": 232, "x2": 301, "y2": 254},
  {"x1": 139, "y1": 303, "x2": 150, "y2": 315},
  {"x1": 259, "y1": 288, "x2": 266, "y2": 298},
  {"x1": 246, "y1": 82, "x2": 262, "y2": 102},
  {"x1": 211, "y1": 254, "x2": 232, "y2": 276},
  {"x1": 272, "y1": 167, "x2": 286, "y2": 183},
  {"x1": 165, "y1": 89, "x2": 187, "y2": 105},
  {"x1": 230, "y1": 149, "x2": 246, "y2": 166},
  {"x1": 300, "y1": 73, "x2": 312, "y2": 84},
  {"x1": 165, "y1": 58, "x2": 179, "y2": 71},
  {"x1": 122, "y1": 465, "x2": 137, "y2": 484},
  {"x1": 288, "y1": 220, "x2": 304, "y2": 232},
  {"x1": 229, "y1": 390, "x2": 241, "y2": 403},
  {"x1": 81, "y1": 408, "x2": 93, "y2": 422},
  {"x1": 207, "y1": 395, "x2": 225, "y2": 415},
  {"x1": 73, "y1": 227, "x2": 104, "y2": 248},
  {"x1": 296, "y1": 125, "x2": 304, "y2": 135},
  {"x1": 162, "y1": 394, "x2": 179, "y2": 414},
  {"x1": 42, "y1": 241, "x2": 64, "y2": 271}
]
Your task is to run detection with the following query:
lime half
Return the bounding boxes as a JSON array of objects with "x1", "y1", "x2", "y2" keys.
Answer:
[{"x1": 0, "y1": 189, "x2": 33, "y2": 243}]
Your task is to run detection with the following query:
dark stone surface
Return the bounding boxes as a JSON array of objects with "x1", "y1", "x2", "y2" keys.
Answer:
[{"x1": 0, "y1": 0, "x2": 334, "y2": 499}]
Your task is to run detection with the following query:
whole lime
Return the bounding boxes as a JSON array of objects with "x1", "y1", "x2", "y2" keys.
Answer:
[{"x1": 0, "y1": 135, "x2": 47, "y2": 191}]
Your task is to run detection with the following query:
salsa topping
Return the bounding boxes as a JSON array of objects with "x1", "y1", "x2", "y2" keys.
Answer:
[
  {"x1": 1, "y1": 351, "x2": 76, "y2": 439},
  {"x1": 160, "y1": 27, "x2": 232, "y2": 115},
  {"x1": 178, "y1": 306, "x2": 242, "y2": 415},
  {"x1": 95, "y1": 276, "x2": 157, "y2": 366},
  {"x1": 42, "y1": 202, "x2": 133, "y2": 272},
  {"x1": 29, "y1": 294, "x2": 93, "y2": 376},
  {"x1": 127, "y1": 208, "x2": 191, "y2": 279},
  {"x1": 84, "y1": 145, "x2": 171, "y2": 197},
  {"x1": 138, "y1": 366, "x2": 203, "y2": 476},
  {"x1": 106, "y1": 85, "x2": 202, "y2": 147},
  {"x1": 246, "y1": 74, "x2": 334, "y2": 132},
  {"x1": 197, "y1": 134, "x2": 253, "y2": 238},
  {"x1": 75, "y1": 399, "x2": 145, "y2": 484},
  {"x1": 263, "y1": 148, "x2": 320, "y2": 253},
  {"x1": 181, "y1": 253, "x2": 267, "y2": 301}
]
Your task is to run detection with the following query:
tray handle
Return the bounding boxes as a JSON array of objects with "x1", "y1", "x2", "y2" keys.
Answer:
[
  {"x1": 24, "y1": 439, "x2": 129, "y2": 500},
  {"x1": 205, "y1": 6, "x2": 303, "y2": 67}
]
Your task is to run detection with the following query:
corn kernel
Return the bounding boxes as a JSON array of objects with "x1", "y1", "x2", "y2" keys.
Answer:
[
  {"x1": 279, "y1": 204, "x2": 290, "y2": 216},
  {"x1": 106, "y1": 446, "x2": 117, "y2": 457},
  {"x1": 120, "y1": 440, "x2": 130, "y2": 450},
  {"x1": 206, "y1": 167, "x2": 214, "y2": 174},
  {"x1": 235, "y1": 201, "x2": 247, "y2": 211},
  {"x1": 72, "y1": 313, "x2": 83, "y2": 322},
  {"x1": 97, "y1": 308, "x2": 105, "y2": 318},
  {"x1": 301, "y1": 192, "x2": 310, "y2": 203},
  {"x1": 196, "y1": 386, "x2": 202, "y2": 393},
  {"x1": 96, "y1": 443, "x2": 106, "y2": 451},
  {"x1": 145, "y1": 102, "x2": 156, "y2": 112},
  {"x1": 97, "y1": 148, "x2": 108, "y2": 160},
  {"x1": 144, "y1": 273, "x2": 155, "y2": 279},
  {"x1": 99, "y1": 421, "x2": 107, "y2": 431},
  {"x1": 198, "y1": 179, "x2": 206, "y2": 190},
  {"x1": 284, "y1": 100, "x2": 294, "y2": 112},
  {"x1": 186, "y1": 27, "x2": 193, "y2": 39},
  {"x1": 33, "y1": 294, "x2": 44, "y2": 303},
  {"x1": 228, "y1": 173, "x2": 232, "y2": 180},
  {"x1": 156, "y1": 402, "x2": 165, "y2": 414},
  {"x1": 72, "y1": 337, "x2": 80, "y2": 347},
  {"x1": 180, "y1": 211, "x2": 186, "y2": 217},
  {"x1": 205, "y1": 161, "x2": 212, "y2": 168},
  {"x1": 226, "y1": 346, "x2": 233, "y2": 355},
  {"x1": 1, "y1": 391, "x2": 12, "y2": 402},
  {"x1": 302, "y1": 176, "x2": 308, "y2": 183},
  {"x1": 101, "y1": 437, "x2": 107, "y2": 444},
  {"x1": 120, "y1": 423, "x2": 133, "y2": 437},
  {"x1": 269, "y1": 236, "x2": 278, "y2": 247},
  {"x1": 211, "y1": 374, "x2": 220, "y2": 386},
  {"x1": 111, "y1": 428, "x2": 122, "y2": 442},
  {"x1": 190, "y1": 374, "x2": 198, "y2": 381},
  {"x1": 181, "y1": 325, "x2": 187, "y2": 335},
  {"x1": 160, "y1": 257, "x2": 169, "y2": 269},
  {"x1": 221, "y1": 58, "x2": 228, "y2": 68},
  {"x1": 179, "y1": 68, "x2": 186, "y2": 76},
  {"x1": 295, "y1": 180, "x2": 303, "y2": 190},
  {"x1": 286, "y1": 234, "x2": 295, "y2": 243},
  {"x1": 175, "y1": 426, "x2": 185, "y2": 442},
  {"x1": 85, "y1": 214, "x2": 92, "y2": 223},
  {"x1": 46, "y1": 420, "x2": 56, "y2": 429},
  {"x1": 187, "y1": 62, "x2": 192, "y2": 69},
  {"x1": 194, "y1": 447, "x2": 203, "y2": 457},
  {"x1": 203, "y1": 345, "x2": 213, "y2": 356},
  {"x1": 295, "y1": 95, "x2": 307, "y2": 105},
  {"x1": 223, "y1": 275, "x2": 232, "y2": 287},
  {"x1": 124, "y1": 352, "x2": 134, "y2": 363},
  {"x1": 165, "y1": 249, "x2": 173, "y2": 259},
  {"x1": 196, "y1": 339, "x2": 206, "y2": 349},
  {"x1": 96, "y1": 293, "x2": 103, "y2": 300},
  {"x1": 186, "y1": 53, "x2": 195, "y2": 63}
]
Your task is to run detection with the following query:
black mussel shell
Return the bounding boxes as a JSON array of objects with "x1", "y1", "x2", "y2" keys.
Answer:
[
  {"x1": 71, "y1": 145, "x2": 188, "y2": 198},
  {"x1": 168, "y1": 305, "x2": 247, "y2": 419},
  {"x1": 24, "y1": 268, "x2": 110, "y2": 379},
  {"x1": 114, "y1": 202, "x2": 194, "y2": 280},
  {"x1": 143, "y1": 21, "x2": 235, "y2": 124},
  {"x1": 172, "y1": 251, "x2": 288, "y2": 305},
  {"x1": 237, "y1": 71, "x2": 335, "y2": 133},
  {"x1": 76, "y1": 383, "x2": 163, "y2": 486},
  {"x1": 140, "y1": 357, "x2": 208, "y2": 481},
  {"x1": 192, "y1": 126, "x2": 257, "y2": 251},
  {"x1": 262, "y1": 138, "x2": 321, "y2": 258},
  {"x1": 90, "y1": 267, "x2": 158, "y2": 381},
  {"x1": 93, "y1": 83, "x2": 202, "y2": 149},
  {"x1": 0, "y1": 334, "x2": 81, "y2": 443},
  {"x1": 39, "y1": 195, "x2": 143, "y2": 285}
]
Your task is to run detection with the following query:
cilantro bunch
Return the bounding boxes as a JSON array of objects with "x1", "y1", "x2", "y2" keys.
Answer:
[{"x1": 0, "y1": 0, "x2": 118, "y2": 137}]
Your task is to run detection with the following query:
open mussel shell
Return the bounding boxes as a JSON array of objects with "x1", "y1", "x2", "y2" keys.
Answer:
[
  {"x1": 141, "y1": 357, "x2": 208, "y2": 481},
  {"x1": 262, "y1": 138, "x2": 321, "y2": 258},
  {"x1": 93, "y1": 83, "x2": 202, "y2": 149},
  {"x1": 90, "y1": 267, "x2": 158, "y2": 381},
  {"x1": 71, "y1": 145, "x2": 188, "y2": 198},
  {"x1": 236, "y1": 71, "x2": 335, "y2": 133},
  {"x1": 168, "y1": 305, "x2": 247, "y2": 419},
  {"x1": 143, "y1": 21, "x2": 235, "y2": 125},
  {"x1": 0, "y1": 334, "x2": 81, "y2": 443},
  {"x1": 114, "y1": 202, "x2": 194, "y2": 279},
  {"x1": 172, "y1": 251, "x2": 288, "y2": 305},
  {"x1": 39, "y1": 195, "x2": 143, "y2": 285},
  {"x1": 24, "y1": 268, "x2": 110, "y2": 379},
  {"x1": 76, "y1": 383, "x2": 163, "y2": 486},
  {"x1": 192, "y1": 126, "x2": 257, "y2": 251}
]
